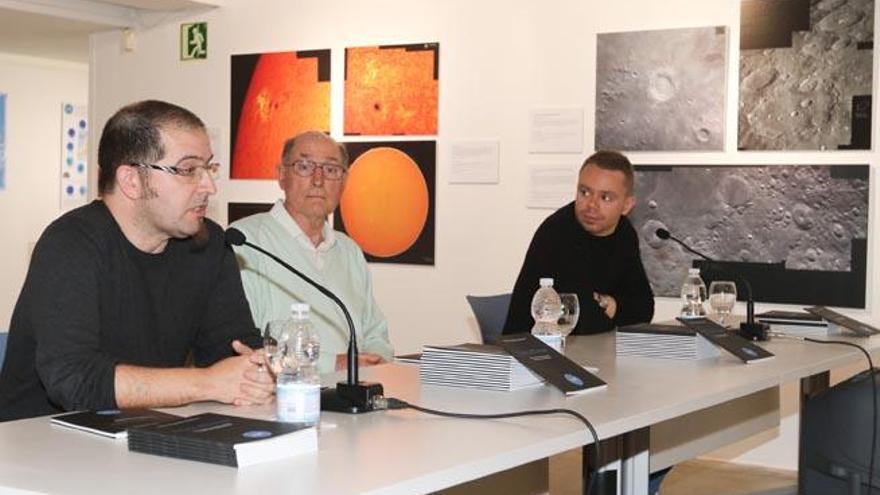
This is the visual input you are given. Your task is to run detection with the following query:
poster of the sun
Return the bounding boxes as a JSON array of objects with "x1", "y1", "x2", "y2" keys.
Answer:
[
  {"x1": 60, "y1": 103, "x2": 88, "y2": 210},
  {"x1": 344, "y1": 43, "x2": 439, "y2": 136},
  {"x1": 334, "y1": 141, "x2": 435, "y2": 265},
  {"x1": 230, "y1": 49, "x2": 330, "y2": 179}
]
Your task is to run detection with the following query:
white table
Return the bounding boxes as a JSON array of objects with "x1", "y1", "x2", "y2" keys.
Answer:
[{"x1": 0, "y1": 331, "x2": 875, "y2": 495}]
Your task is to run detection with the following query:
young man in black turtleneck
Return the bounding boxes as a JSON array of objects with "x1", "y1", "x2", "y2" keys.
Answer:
[{"x1": 503, "y1": 150, "x2": 654, "y2": 335}]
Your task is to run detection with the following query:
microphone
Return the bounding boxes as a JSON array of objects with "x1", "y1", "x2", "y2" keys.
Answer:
[
  {"x1": 654, "y1": 228, "x2": 769, "y2": 341},
  {"x1": 225, "y1": 227, "x2": 384, "y2": 413}
]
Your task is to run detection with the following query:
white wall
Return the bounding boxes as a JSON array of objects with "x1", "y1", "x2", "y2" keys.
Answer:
[
  {"x1": 0, "y1": 53, "x2": 89, "y2": 330},
  {"x1": 87, "y1": 0, "x2": 880, "y2": 470}
]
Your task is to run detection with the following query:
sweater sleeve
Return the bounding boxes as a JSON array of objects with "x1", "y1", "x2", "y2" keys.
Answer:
[
  {"x1": 611, "y1": 221, "x2": 655, "y2": 327},
  {"x1": 29, "y1": 222, "x2": 118, "y2": 411}
]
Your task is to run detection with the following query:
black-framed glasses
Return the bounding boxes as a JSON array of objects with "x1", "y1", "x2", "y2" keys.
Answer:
[
  {"x1": 284, "y1": 159, "x2": 346, "y2": 180},
  {"x1": 134, "y1": 159, "x2": 220, "y2": 183}
]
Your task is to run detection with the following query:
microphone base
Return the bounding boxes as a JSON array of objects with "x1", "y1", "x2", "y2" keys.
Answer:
[
  {"x1": 738, "y1": 321, "x2": 770, "y2": 341},
  {"x1": 321, "y1": 381, "x2": 385, "y2": 414}
]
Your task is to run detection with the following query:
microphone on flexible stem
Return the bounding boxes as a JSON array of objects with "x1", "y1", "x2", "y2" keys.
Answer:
[
  {"x1": 655, "y1": 228, "x2": 769, "y2": 341},
  {"x1": 225, "y1": 227, "x2": 384, "y2": 413}
]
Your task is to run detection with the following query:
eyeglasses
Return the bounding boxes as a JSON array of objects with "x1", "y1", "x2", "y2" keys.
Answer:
[
  {"x1": 134, "y1": 159, "x2": 220, "y2": 183},
  {"x1": 285, "y1": 159, "x2": 346, "y2": 180}
]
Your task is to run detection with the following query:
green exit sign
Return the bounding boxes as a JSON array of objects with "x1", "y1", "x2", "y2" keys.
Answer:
[{"x1": 180, "y1": 22, "x2": 207, "y2": 60}]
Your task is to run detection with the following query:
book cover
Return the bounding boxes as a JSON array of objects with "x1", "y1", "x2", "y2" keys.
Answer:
[
  {"x1": 804, "y1": 306, "x2": 880, "y2": 337},
  {"x1": 617, "y1": 323, "x2": 696, "y2": 336},
  {"x1": 50, "y1": 409, "x2": 180, "y2": 439},
  {"x1": 496, "y1": 333, "x2": 606, "y2": 395},
  {"x1": 677, "y1": 318, "x2": 774, "y2": 364}
]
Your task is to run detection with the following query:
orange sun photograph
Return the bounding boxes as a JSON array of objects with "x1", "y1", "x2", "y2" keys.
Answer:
[
  {"x1": 230, "y1": 49, "x2": 330, "y2": 179},
  {"x1": 334, "y1": 141, "x2": 435, "y2": 265},
  {"x1": 344, "y1": 43, "x2": 439, "y2": 136}
]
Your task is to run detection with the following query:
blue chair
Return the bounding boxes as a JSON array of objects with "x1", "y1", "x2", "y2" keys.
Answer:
[
  {"x1": 466, "y1": 294, "x2": 512, "y2": 344},
  {"x1": 0, "y1": 332, "x2": 7, "y2": 370}
]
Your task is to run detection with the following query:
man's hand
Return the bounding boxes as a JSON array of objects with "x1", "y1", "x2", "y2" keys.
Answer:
[
  {"x1": 335, "y1": 352, "x2": 386, "y2": 371},
  {"x1": 593, "y1": 292, "x2": 618, "y2": 319},
  {"x1": 204, "y1": 340, "x2": 275, "y2": 406},
  {"x1": 115, "y1": 340, "x2": 275, "y2": 409}
]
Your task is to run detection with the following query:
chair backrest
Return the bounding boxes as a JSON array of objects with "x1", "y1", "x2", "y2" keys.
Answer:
[
  {"x1": 466, "y1": 294, "x2": 512, "y2": 344},
  {"x1": 0, "y1": 332, "x2": 7, "y2": 371}
]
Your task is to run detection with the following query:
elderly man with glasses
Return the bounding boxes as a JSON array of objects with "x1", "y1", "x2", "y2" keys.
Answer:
[
  {"x1": 231, "y1": 131, "x2": 393, "y2": 374},
  {"x1": 0, "y1": 100, "x2": 273, "y2": 422}
]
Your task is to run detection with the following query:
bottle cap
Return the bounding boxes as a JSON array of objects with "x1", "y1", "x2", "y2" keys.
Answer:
[
  {"x1": 539, "y1": 277, "x2": 554, "y2": 287},
  {"x1": 291, "y1": 303, "x2": 310, "y2": 317},
  {"x1": 688, "y1": 268, "x2": 700, "y2": 275}
]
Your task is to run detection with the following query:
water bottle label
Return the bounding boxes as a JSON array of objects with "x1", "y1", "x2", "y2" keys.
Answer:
[
  {"x1": 276, "y1": 382, "x2": 321, "y2": 424},
  {"x1": 534, "y1": 333, "x2": 563, "y2": 353}
]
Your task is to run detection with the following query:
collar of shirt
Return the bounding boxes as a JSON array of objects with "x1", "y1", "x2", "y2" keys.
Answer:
[{"x1": 269, "y1": 200, "x2": 336, "y2": 269}]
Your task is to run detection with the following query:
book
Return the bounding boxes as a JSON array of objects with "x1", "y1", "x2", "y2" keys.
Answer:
[
  {"x1": 395, "y1": 353, "x2": 422, "y2": 364},
  {"x1": 804, "y1": 306, "x2": 880, "y2": 338},
  {"x1": 419, "y1": 343, "x2": 545, "y2": 391},
  {"x1": 50, "y1": 409, "x2": 180, "y2": 439},
  {"x1": 616, "y1": 323, "x2": 721, "y2": 360},
  {"x1": 756, "y1": 310, "x2": 826, "y2": 324},
  {"x1": 128, "y1": 413, "x2": 317, "y2": 468},
  {"x1": 755, "y1": 310, "x2": 834, "y2": 337},
  {"x1": 678, "y1": 318, "x2": 774, "y2": 364},
  {"x1": 497, "y1": 333, "x2": 607, "y2": 396}
]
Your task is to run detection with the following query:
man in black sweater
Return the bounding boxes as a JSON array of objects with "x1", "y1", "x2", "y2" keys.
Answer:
[
  {"x1": 504, "y1": 150, "x2": 654, "y2": 335},
  {"x1": 0, "y1": 100, "x2": 274, "y2": 421}
]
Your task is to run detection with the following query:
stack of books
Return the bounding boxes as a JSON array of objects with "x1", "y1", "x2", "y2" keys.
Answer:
[
  {"x1": 419, "y1": 343, "x2": 544, "y2": 391},
  {"x1": 756, "y1": 310, "x2": 833, "y2": 337},
  {"x1": 128, "y1": 413, "x2": 317, "y2": 468},
  {"x1": 616, "y1": 323, "x2": 721, "y2": 360}
]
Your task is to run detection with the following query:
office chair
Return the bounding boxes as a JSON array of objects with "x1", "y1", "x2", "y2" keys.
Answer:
[
  {"x1": 465, "y1": 293, "x2": 512, "y2": 344},
  {"x1": 0, "y1": 332, "x2": 7, "y2": 370}
]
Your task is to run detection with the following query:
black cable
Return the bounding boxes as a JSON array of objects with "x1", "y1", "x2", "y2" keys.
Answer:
[
  {"x1": 380, "y1": 397, "x2": 600, "y2": 495},
  {"x1": 802, "y1": 337, "x2": 877, "y2": 495}
]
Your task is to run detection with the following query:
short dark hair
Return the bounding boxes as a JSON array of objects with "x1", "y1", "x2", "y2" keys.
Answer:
[
  {"x1": 280, "y1": 131, "x2": 349, "y2": 169},
  {"x1": 97, "y1": 100, "x2": 205, "y2": 194},
  {"x1": 579, "y1": 150, "x2": 634, "y2": 195}
]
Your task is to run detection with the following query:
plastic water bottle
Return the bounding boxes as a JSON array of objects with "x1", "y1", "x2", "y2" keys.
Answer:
[
  {"x1": 530, "y1": 277, "x2": 564, "y2": 352},
  {"x1": 680, "y1": 268, "x2": 707, "y2": 319},
  {"x1": 276, "y1": 303, "x2": 321, "y2": 426}
]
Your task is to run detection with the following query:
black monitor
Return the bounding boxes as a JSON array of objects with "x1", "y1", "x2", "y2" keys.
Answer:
[{"x1": 801, "y1": 368, "x2": 878, "y2": 494}]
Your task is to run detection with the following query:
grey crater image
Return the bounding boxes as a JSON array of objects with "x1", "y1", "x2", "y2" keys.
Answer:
[
  {"x1": 629, "y1": 165, "x2": 868, "y2": 297},
  {"x1": 738, "y1": 0, "x2": 873, "y2": 150},
  {"x1": 595, "y1": 26, "x2": 727, "y2": 151}
]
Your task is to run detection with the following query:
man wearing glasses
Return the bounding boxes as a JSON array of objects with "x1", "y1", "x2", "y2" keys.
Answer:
[
  {"x1": 0, "y1": 100, "x2": 273, "y2": 421},
  {"x1": 231, "y1": 131, "x2": 393, "y2": 374}
]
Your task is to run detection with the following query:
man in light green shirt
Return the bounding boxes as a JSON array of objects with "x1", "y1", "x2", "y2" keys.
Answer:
[{"x1": 231, "y1": 131, "x2": 393, "y2": 373}]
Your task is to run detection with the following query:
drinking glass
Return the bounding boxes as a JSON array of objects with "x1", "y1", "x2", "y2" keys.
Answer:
[
  {"x1": 708, "y1": 281, "x2": 737, "y2": 326},
  {"x1": 557, "y1": 293, "x2": 580, "y2": 347},
  {"x1": 263, "y1": 319, "x2": 291, "y2": 375}
]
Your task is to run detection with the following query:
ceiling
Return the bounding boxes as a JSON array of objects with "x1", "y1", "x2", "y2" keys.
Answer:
[{"x1": 0, "y1": 0, "x2": 220, "y2": 63}]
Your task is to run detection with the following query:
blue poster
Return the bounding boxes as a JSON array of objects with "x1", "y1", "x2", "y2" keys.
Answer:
[{"x1": 0, "y1": 93, "x2": 5, "y2": 190}]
